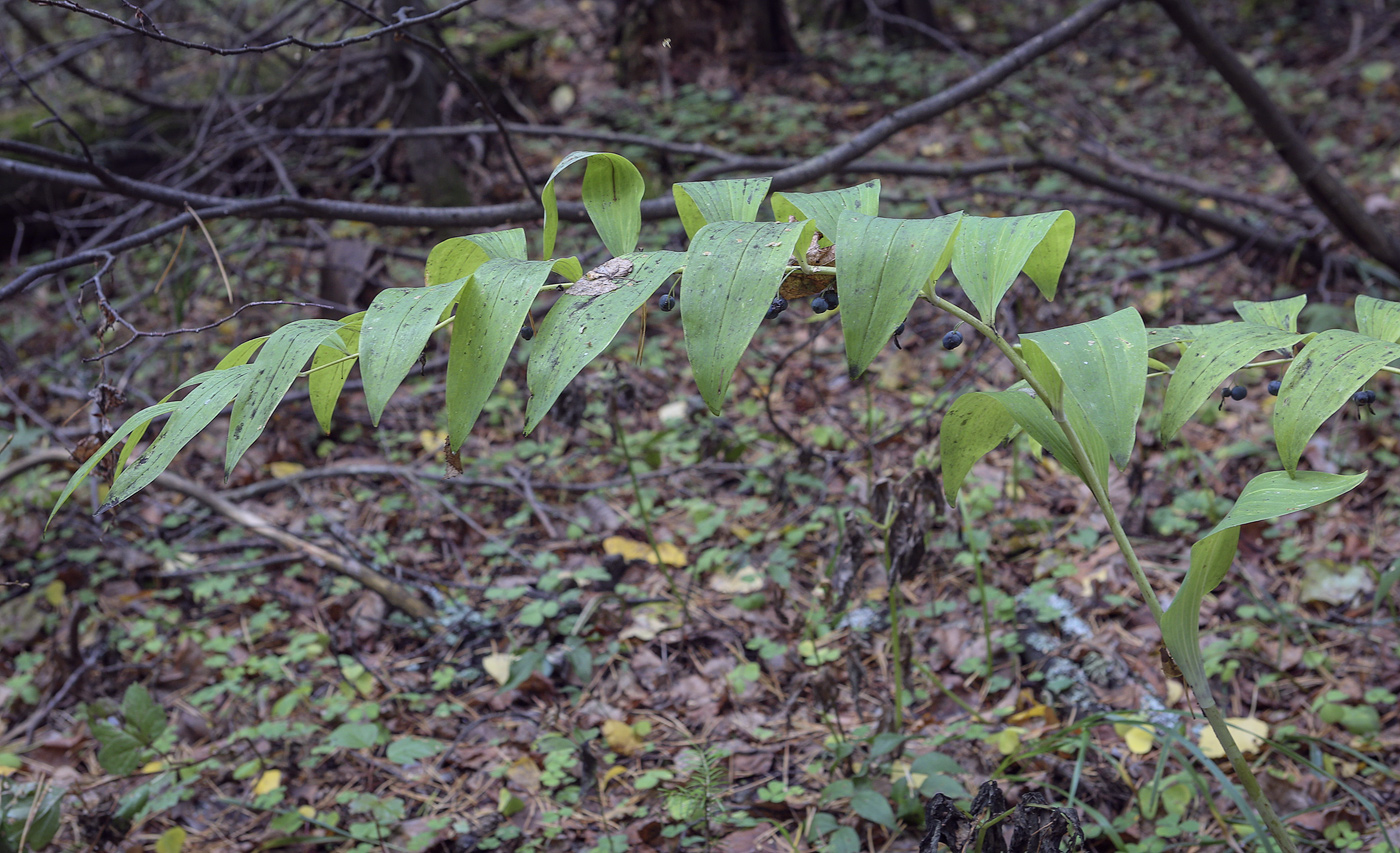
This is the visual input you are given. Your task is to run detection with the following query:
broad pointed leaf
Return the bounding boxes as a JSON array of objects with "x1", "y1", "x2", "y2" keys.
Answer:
[
  {"x1": 1159, "y1": 322, "x2": 1303, "y2": 442},
  {"x1": 940, "y1": 391, "x2": 1020, "y2": 505},
  {"x1": 1274, "y1": 330, "x2": 1400, "y2": 475},
  {"x1": 360, "y1": 282, "x2": 467, "y2": 425},
  {"x1": 834, "y1": 211, "x2": 962, "y2": 378},
  {"x1": 1355, "y1": 294, "x2": 1400, "y2": 343},
  {"x1": 48, "y1": 400, "x2": 186, "y2": 525},
  {"x1": 1233, "y1": 295, "x2": 1305, "y2": 332},
  {"x1": 1163, "y1": 469, "x2": 1364, "y2": 701},
  {"x1": 525, "y1": 251, "x2": 686, "y2": 434},
  {"x1": 309, "y1": 314, "x2": 362, "y2": 433},
  {"x1": 1021, "y1": 308, "x2": 1146, "y2": 467},
  {"x1": 446, "y1": 258, "x2": 557, "y2": 450},
  {"x1": 771, "y1": 181, "x2": 880, "y2": 241},
  {"x1": 674, "y1": 178, "x2": 771, "y2": 239},
  {"x1": 425, "y1": 237, "x2": 490, "y2": 285},
  {"x1": 954, "y1": 382, "x2": 1108, "y2": 489},
  {"x1": 215, "y1": 337, "x2": 268, "y2": 370},
  {"x1": 102, "y1": 366, "x2": 252, "y2": 511},
  {"x1": 226, "y1": 319, "x2": 344, "y2": 478},
  {"x1": 951, "y1": 211, "x2": 1073, "y2": 323},
  {"x1": 541, "y1": 151, "x2": 645, "y2": 259},
  {"x1": 681, "y1": 220, "x2": 806, "y2": 413}
]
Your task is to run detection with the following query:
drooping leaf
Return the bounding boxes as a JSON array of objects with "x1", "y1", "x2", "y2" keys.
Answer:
[
  {"x1": 946, "y1": 382, "x2": 1107, "y2": 492},
  {"x1": 541, "y1": 151, "x2": 645, "y2": 259},
  {"x1": 360, "y1": 282, "x2": 467, "y2": 425},
  {"x1": 1158, "y1": 322, "x2": 1303, "y2": 442},
  {"x1": 460, "y1": 228, "x2": 528, "y2": 261},
  {"x1": 1354, "y1": 294, "x2": 1400, "y2": 343},
  {"x1": 1274, "y1": 330, "x2": 1400, "y2": 475},
  {"x1": 225, "y1": 319, "x2": 344, "y2": 478},
  {"x1": 771, "y1": 180, "x2": 880, "y2": 241},
  {"x1": 446, "y1": 258, "x2": 557, "y2": 451},
  {"x1": 940, "y1": 391, "x2": 1020, "y2": 505},
  {"x1": 1021, "y1": 307, "x2": 1146, "y2": 468},
  {"x1": 950, "y1": 211, "x2": 1073, "y2": 323},
  {"x1": 215, "y1": 336, "x2": 268, "y2": 370},
  {"x1": 525, "y1": 251, "x2": 686, "y2": 433},
  {"x1": 1233, "y1": 294, "x2": 1306, "y2": 333},
  {"x1": 673, "y1": 178, "x2": 771, "y2": 239},
  {"x1": 1163, "y1": 469, "x2": 1364, "y2": 703},
  {"x1": 425, "y1": 236, "x2": 491, "y2": 285},
  {"x1": 834, "y1": 211, "x2": 962, "y2": 378},
  {"x1": 48, "y1": 400, "x2": 186, "y2": 526},
  {"x1": 308, "y1": 314, "x2": 362, "y2": 433},
  {"x1": 681, "y1": 220, "x2": 806, "y2": 413},
  {"x1": 101, "y1": 367, "x2": 252, "y2": 512}
]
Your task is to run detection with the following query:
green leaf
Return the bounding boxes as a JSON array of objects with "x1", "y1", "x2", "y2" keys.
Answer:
[
  {"x1": 460, "y1": 228, "x2": 528, "y2": 261},
  {"x1": 834, "y1": 211, "x2": 962, "y2": 378},
  {"x1": 215, "y1": 336, "x2": 268, "y2": 370},
  {"x1": 99, "y1": 367, "x2": 251, "y2": 512},
  {"x1": 1163, "y1": 469, "x2": 1365, "y2": 704},
  {"x1": 771, "y1": 180, "x2": 880, "y2": 242},
  {"x1": 950, "y1": 211, "x2": 1073, "y2": 323},
  {"x1": 225, "y1": 319, "x2": 344, "y2": 478},
  {"x1": 445, "y1": 258, "x2": 557, "y2": 451},
  {"x1": 673, "y1": 178, "x2": 772, "y2": 239},
  {"x1": 309, "y1": 318, "x2": 360, "y2": 434},
  {"x1": 541, "y1": 151, "x2": 645, "y2": 259},
  {"x1": 385, "y1": 737, "x2": 446, "y2": 766},
  {"x1": 1021, "y1": 308, "x2": 1146, "y2": 468},
  {"x1": 850, "y1": 787, "x2": 896, "y2": 829},
  {"x1": 1273, "y1": 330, "x2": 1400, "y2": 475},
  {"x1": 826, "y1": 826, "x2": 861, "y2": 853},
  {"x1": 681, "y1": 220, "x2": 807, "y2": 413},
  {"x1": 1233, "y1": 295, "x2": 1306, "y2": 332},
  {"x1": 48, "y1": 400, "x2": 186, "y2": 526},
  {"x1": 910, "y1": 751, "x2": 964, "y2": 776},
  {"x1": 1158, "y1": 322, "x2": 1303, "y2": 442},
  {"x1": 155, "y1": 826, "x2": 186, "y2": 853},
  {"x1": 985, "y1": 383, "x2": 1108, "y2": 486},
  {"x1": 122, "y1": 683, "x2": 167, "y2": 746},
  {"x1": 940, "y1": 391, "x2": 1020, "y2": 505},
  {"x1": 1, "y1": 782, "x2": 64, "y2": 850},
  {"x1": 360, "y1": 281, "x2": 467, "y2": 425},
  {"x1": 524, "y1": 251, "x2": 686, "y2": 434},
  {"x1": 92, "y1": 721, "x2": 144, "y2": 775},
  {"x1": 868, "y1": 732, "x2": 908, "y2": 758},
  {"x1": 1354, "y1": 294, "x2": 1400, "y2": 343},
  {"x1": 424, "y1": 237, "x2": 490, "y2": 286},
  {"x1": 1145, "y1": 324, "x2": 1211, "y2": 350},
  {"x1": 326, "y1": 722, "x2": 380, "y2": 750}
]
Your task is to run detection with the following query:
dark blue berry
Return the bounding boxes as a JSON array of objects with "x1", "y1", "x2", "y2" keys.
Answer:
[
  {"x1": 1230, "y1": 385, "x2": 1247, "y2": 401},
  {"x1": 1353, "y1": 390, "x2": 1376, "y2": 405},
  {"x1": 823, "y1": 289, "x2": 839, "y2": 309},
  {"x1": 520, "y1": 324, "x2": 534, "y2": 341},
  {"x1": 766, "y1": 296, "x2": 788, "y2": 320},
  {"x1": 659, "y1": 293, "x2": 677, "y2": 312},
  {"x1": 942, "y1": 330, "x2": 963, "y2": 350},
  {"x1": 1267, "y1": 380, "x2": 1281, "y2": 396},
  {"x1": 894, "y1": 321, "x2": 906, "y2": 337},
  {"x1": 811, "y1": 296, "x2": 830, "y2": 314}
]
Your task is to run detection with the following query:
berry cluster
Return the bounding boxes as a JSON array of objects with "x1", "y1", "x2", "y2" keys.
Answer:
[
  {"x1": 766, "y1": 296, "x2": 789, "y2": 321},
  {"x1": 1227, "y1": 379, "x2": 1381, "y2": 419},
  {"x1": 810, "y1": 289, "x2": 839, "y2": 314}
]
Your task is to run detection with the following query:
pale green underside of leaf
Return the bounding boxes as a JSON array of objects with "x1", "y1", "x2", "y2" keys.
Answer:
[
  {"x1": 524, "y1": 251, "x2": 687, "y2": 434},
  {"x1": 310, "y1": 314, "x2": 362, "y2": 433},
  {"x1": 446, "y1": 258, "x2": 559, "y2": 451},
  {"x1": 48, "y1": 400, "x2": 187, "y2": 526},
  {"x1": 682, "y1": 220, "x2": 807, "y2": 414},
  {"x1": 1273, "y1": 329, "x2": 1400, "y2": 476},
  {"x1": 771, "y1": 181, "x2": 880, "y2": 241},
  {"x1": 940, "y1": 391, "x2": 1019, "y2": 505},
  {"x1": 360, "y1": 281, "x2": 467, "y2": 425},
  {"x1": 1163, "y1": 469, "x2": 1364, "y2": 702},
  {"x1": 835, "y1": 211, "x2": 962, "y2": 379},
  {"x1": 541, "y1": 151, "x2": 644, "y2": 260},
  {"x1": 1233, "y1": 294, "x2": 1306, "y2": 332},
  {"x1": 950, "y1": 211, "x2": 1073, "y2": 323},
  {"x1": 1021, "y1": 307, "x2": 1146, "y2": 468},
  {"x1": 673, "y1": 178, "x2": 772, "y2": 240},
  {"x1": 226, "y1": 319, "x2": 346, "y2": 478},
  {"x1": 1354, "y1": 294, "x2": 1400, "y2": 343},
  {"x1": 1158, "y1": 322, "x2": 1303, "y2": 443}
]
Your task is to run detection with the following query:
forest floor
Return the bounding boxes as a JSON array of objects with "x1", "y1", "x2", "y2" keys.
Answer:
[{"x1": 3, "y1": 2, "x2": 1400, "y2": 852}]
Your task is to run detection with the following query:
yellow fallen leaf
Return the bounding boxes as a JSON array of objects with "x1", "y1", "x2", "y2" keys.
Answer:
[
  {"x1": 141, "y1": 760, "x2": 167, "y2": 774},
  {"x1": 506, "y1": 756, "x2": 541, "y2": 793},
  {"x1": 994, "y1": 727, "x2": 1026, "y2": 755},
  {"x1": 483, "y1": 652, "x2": 514, "y2": 686},
  {"x1": 602, "y1": 719, "x2": 644, "y2": 756},
  {"x1": 498, "y1": 788, "x2": 525, "y2": 816},
  {"x1": 599, "y1": 764, "x2": 628, "y2": 795},
  {"x1": 1113, "y1": 721, "x2": 1155, "y2": 754},
  {"x1": 420, "y1": 429, "x2": 448, "y2": 453},
  {"x1": 603, "y1": 536, "x2": 687, "y2": 567},
  {"x1": 618, "y1": 609, "x2": 671, "y2": 642},
  {"x1": 297, "y1": 806, "x2": 316, "y2": 820},
  {"x1": 268, "y1": 461, "x2": 305, "y2": 478},
  {"x1": 155, "y1": 826, "x2": 186, "y2": 853},
  {"x1": 44, "y1": 580, "x2": 65, "y2": 607},
  {"x1": 253, "y1": 769, "x2": 282, "y2": 796},
  {"x1": 1199, "y1": 717, "x2": 1269, "y2": 759},
  {"x1": 709, "y1": 565, "x2": 764, "y2": 594},
  {"x1": 1166, "y1": 679, "x2": 1185, "y2": 706}
]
